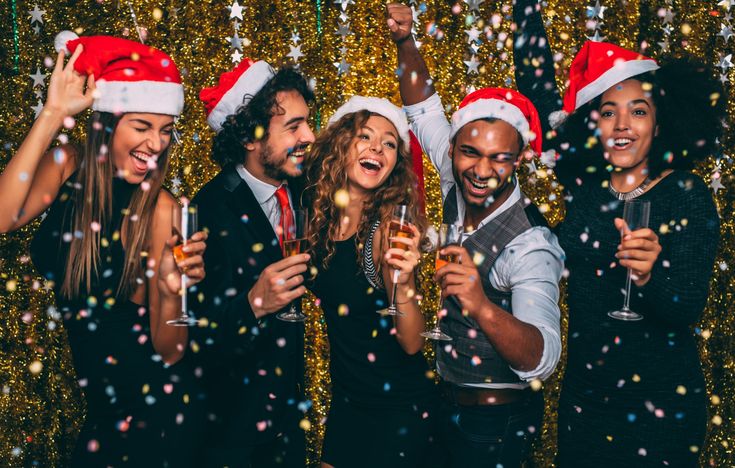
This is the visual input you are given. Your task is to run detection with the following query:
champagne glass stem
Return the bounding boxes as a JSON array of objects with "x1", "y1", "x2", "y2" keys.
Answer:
[
  {"x1": 181, "y1": 272, "x2": 188, "y2": 317},
  {"x1": 622, "y1": 268, "x2": 632, "y2": 311}
]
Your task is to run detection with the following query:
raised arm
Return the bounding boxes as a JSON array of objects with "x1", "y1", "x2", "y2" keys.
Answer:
[
  {"x1": 0, "y1": 47, "x2": 95, "y2": 233},
  {"x1": 387, "y1": 3, "x2": 435, "y2": 106}
]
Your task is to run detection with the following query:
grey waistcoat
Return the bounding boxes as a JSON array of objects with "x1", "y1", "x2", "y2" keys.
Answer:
[{"x1": 436, "y1": 184, "x2": 543, "y2": 385}]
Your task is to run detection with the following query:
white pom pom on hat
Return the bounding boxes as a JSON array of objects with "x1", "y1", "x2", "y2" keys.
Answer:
[{"x1": 54, "y1": 30, "x2": 79, "y2": 55}]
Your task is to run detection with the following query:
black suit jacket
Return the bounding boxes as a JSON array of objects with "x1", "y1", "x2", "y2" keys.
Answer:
[{"x1": 190, "y1": 164, "x2": 305, "y2": 462}]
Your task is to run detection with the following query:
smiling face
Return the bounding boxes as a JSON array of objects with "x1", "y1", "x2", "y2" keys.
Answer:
[
  {"x1": 111, "y1": 113, "x2": 174, "y2": 184},
  {"x1": 345, "y1": 115, "x2": 400, "y2": 196},
  {"x1": 449, "y1": 119, "x2": 521, "y2": 213},
  {"x1": 597, "y1": 79, "x2": 657, "y2": 172},
  {"x1": 245, "y1": 89, "x2": 315, "y2": 185}
]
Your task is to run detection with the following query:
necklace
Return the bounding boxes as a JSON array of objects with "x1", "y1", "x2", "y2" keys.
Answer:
[{"x1": 609, "y1": 176, "x2": 652, "y2": 201}]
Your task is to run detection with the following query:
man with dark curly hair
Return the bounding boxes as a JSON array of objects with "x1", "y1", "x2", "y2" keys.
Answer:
[{"x1": 192, "y1": 59, "x2": 315, "y2": 467}]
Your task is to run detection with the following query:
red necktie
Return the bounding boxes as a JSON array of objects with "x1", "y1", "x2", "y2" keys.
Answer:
[{"x1": 274, "y1": 185, "x2": 294, "y2": 246}]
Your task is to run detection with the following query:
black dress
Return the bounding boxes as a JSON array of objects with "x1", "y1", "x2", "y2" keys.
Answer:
[
  {"x1": 30, "y1": 175, "x2": 204, "y2": 467},
  {"x1": 310, "y1": 235, "x2": 439, "y2": 468},
  {"x1": 556, "y1": 171, "x2": 719, "y2": 467}
]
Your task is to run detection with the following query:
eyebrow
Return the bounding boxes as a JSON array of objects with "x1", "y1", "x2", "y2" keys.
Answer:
[
  {"x1": 284, "y1": 116, "x2": 306, "y2": 127},
  {"x1": 363, "y1": 124, "x2": 397, "y2": 140},
  {"x1": 600, "y1": 99, "x2": 652, "y2": 108},
  {"x1": 129, "y1": 118, "x2": 173, "y2": 128}
]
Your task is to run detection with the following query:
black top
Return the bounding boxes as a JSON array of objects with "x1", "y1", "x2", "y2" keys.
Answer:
[
  {"x1": 30, "y1": 174, "x2": 204, "y2": 465},
  {"x1": 310, "y1": 235, "x2": 436, "y2": 407},
  {"x1": 557, "y1": 171, "x2": 719, "y2": 402}
]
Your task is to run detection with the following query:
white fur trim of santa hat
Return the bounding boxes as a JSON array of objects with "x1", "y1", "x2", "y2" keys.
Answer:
[
  {"x1": 449, "y1": 99, "x2": 530, "y2": 143},
  {"x1": 328, "y1": 96, "x2": 410, "y2": 151},
  {"x1": 205, "y1": 61, "x2": 275, "y2": 132}
]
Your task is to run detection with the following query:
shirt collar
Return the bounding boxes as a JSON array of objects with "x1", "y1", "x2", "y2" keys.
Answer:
[
  {"x1": 456, "y1": 177, "x2": 522, "y2": 230},
  {"x1": 235, "y1": 164, "x2": 282, "y2": 204}
]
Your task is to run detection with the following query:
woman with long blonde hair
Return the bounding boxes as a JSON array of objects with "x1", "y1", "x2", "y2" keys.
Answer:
[
  {"x1": 305, "y1": 97, "x2": 438, "y2": 468},
  {"x1": 0, "y1": 34, "x2": 207, "y2": 465}
]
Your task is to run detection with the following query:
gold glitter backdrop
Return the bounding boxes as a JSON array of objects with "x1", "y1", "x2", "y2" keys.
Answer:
[{"x1": 0, "y1": 0, "x2": 732, "y2": 466}]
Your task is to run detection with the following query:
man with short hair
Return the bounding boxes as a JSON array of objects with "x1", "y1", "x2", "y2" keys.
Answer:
[
  {"x1": 387, "y1": 3, "x2": 564, "y2": 466},
  {"x1": 192, "y1": 59, "x2": 315, "y2": 467}
]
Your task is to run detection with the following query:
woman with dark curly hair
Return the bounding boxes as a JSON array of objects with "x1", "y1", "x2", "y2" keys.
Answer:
[
  {"x1": 514, "y1": 2, "x2": 725, "y2": 465},
  {"x1": 304, "y1": 97, "x2": 438, "y2": 468}
]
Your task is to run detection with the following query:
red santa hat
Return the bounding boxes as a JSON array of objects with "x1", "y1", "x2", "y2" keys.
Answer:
[
  {"x1": 549, "y1": 40, "x2": 660, "y2": 128},
  {"x1": 199, "y1": 59, "x2": 276, "y2": 133},
  {"x1": 54, "y1": 31, "x2": 184, "y2": 116},
  {"x1": 327, "y1": 96, "x2": 411, "y2": 152},
  {"x1": 450, "y1": 87, "x2": 543, "y2": 155}
]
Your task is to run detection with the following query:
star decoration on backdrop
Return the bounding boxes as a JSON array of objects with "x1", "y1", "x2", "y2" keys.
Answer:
[
  {"x1": 586, "y1": 0, "x2": 606, "y2": 19},
  {"x1": 711, "y1": 177, "x2": 725, "y2": 194},
  {"x1": 287, "y1": 44, "x2": 304, "y2": 63},
  {"x1": 335, "y1": 0, "x2": 355, "y2": 11},
  {"x1": 720, "y1": 23, "x2": 734, "y2": 43},
  {"x1": 718, "y1": 53, "x2": 734, "y2": 72},
  {"x1": 231, "y1": 50, "x2": 243, "y2": 63},
  {"x1": 336, "y1": 22, "x2": 352, "y2": 37},
  {"x1": 588, "y1": 30, "x2": 606, "y2": 42},
  {"x1": 334, "y1": 58, "x2": 351, "y2": 75},
  {"x1": 228, "y1": 31, "x2": 243, "y2": 51},
  {"x1": 290, "y1": 31, "x2": 301, "y2": 43},
  {"x1": 30, "y1": 67, "x2": 46, "y2": 88},
  {"x1": 465, "y1": 26, "x2": 481, "y2": 44},
  {"x1": 31, "y1": 100, "x2": 44, "y2": 118},
  {"x1": 464, "y1": 0, "x2": 485, "y2": 14},
  {"x1": 228, "y1": 1, "x2": 243, "y2": 20},
  {"x1": 28, "y1": 4, "x2": 45, "y2": 24},
  {"x1": 464, "y1": 55, "x2": 480, "y2": 74}
]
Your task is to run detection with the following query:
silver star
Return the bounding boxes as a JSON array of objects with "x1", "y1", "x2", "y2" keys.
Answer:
[
  {"x1": 28, "y1": 4, "x2": 45, "y2": 24},
  {"x1": 586, "y1": 0, "x2": 606, "y2": 20},
  {"x1": 525, "y1": 161, "x2": 538, "y2": 174},
  {"x1": 720, "y1": 73, "x2": 729, "y2": 84},
  {"x1": 662, "y1": 9, "x2": 675, "y2": 25},
  {"x1": 587, "y1": 30, "x2": 606, "y2": 42},
  {"x1": 334, "y1": 58, "x2": 351, "y2": 75},
  {"x1": 231, "y1": 49, "x2": 243, "y2": 63},
  {"x1": 469, "y1": 42, "x2": 480, "y2": 54},
  {"x1": 718, "y1": 0, "x2": 732, "y2": 9},
  {"x1": 464, "y1": 0, "x2": 485, "y2": 13},
  {"x1": 31, "y1": 100, "x2": 44, "y2": 118},
  {"x1": 725, "y1": 11, "x2": 733, "y2": 22},
  {"x1": 339, "y1": 45, "x2": 348, "y2": 55},
  {"x1": 465, "y1": 26, "x2": 481, "y2": 44},
  {"x1": 720, "y1": 23, "x2": 734, "y2": 43},
  {"x1": 30, "y1": 67, "x2": 46, "y2": 88},
  {"x1": 718, "y1": 53, "x2": 733, "y2": 71},
  {"x1": 657, "y1": 40, "x2": 670, "y2": 53},
  {"x1": 233, "y1": 20, "x2": 241, "y2": 31},
  {"x1": 411, "y1": 5, "x2": 420, "y2": 23},
  {"x1": 710, "y1": 177, "x2": 725, "y2": 194},
  {"x1": 169, "y1": 6, "x2": 180, "y2": 19},
  {"x1": 171, "y1": 177, "x2": 182, "y2": 188},
  {"x1": 661, "y1": 24, "x2": 673, "y2": 36},
  {"x1": 228, "y1": 31, "x2": 242, "y2": 50},
  {"x1": 290, "y1": 31, "x2": 301, "y2": 44},
  {"x1": 229, "y1": 1, "x2": 244, "y2": 20},
  {"x1": 32, "y1": 24, "x2": 41, "y2": 35},
  {"x1": 336, "y1": 22, "x2": 352, "y2": 37},
  {"x1": 287, "y1": 44, "x2": 304, "y2": 63},
  {"x1": 339, "y1": 12, "x2": 349, "y2": 22},
  {"x1": 335, "y1": 0, "x2": 354, "y2": 11},
  {"x1": 34, "y1": 88, "x2": 44, "y2": 99},
  {"x1": 464, "y1": 55, "x2": 480, "y2": 74}
]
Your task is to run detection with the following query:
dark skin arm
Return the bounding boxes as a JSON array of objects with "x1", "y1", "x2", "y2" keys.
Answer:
[
  {"x1": 435, "y1": 245, "x2": 543, "y2": 371},
  {"x1": 387, "y1": 3, "x2": 435, "y2": 105}
]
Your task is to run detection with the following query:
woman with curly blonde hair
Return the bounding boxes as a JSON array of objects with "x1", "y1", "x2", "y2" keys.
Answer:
[{"x1": 304, "y1": 97, "x2": 438, "y2": 468}]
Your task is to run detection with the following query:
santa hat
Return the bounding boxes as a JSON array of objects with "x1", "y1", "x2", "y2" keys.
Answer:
[
  {"x1": 549, "y1": 41, "x2": 660, "y2": 128},
  {"x1": 54, "y1": 31, "x2": 183, "y2": 116},
  {"x1": 199, "y1": 59, "x2": 275, "y2": 132},
  {"x1": 327, "y1": 96, "x2": 411, "y2": 152},
  {"x1": 450, "y1": 87, "x2": 543, "y2": 155}
]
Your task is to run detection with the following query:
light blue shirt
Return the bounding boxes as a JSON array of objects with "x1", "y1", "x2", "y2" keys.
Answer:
[{"x1": 405, "y1": 93, "x2": 564, "y2": 387}]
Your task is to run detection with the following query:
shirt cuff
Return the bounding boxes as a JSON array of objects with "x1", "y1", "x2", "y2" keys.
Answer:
[
  {"x1": 509, "y1": 324, "x2": 561, "y2": 382},
  {"x1": 403, "y1": 92, "x2": 443, "y2": 121}
]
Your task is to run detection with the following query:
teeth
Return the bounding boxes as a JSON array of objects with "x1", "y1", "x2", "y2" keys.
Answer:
[
  {"x1": 131, "y1": 151, "x2": 152, "y2": 162},
  {"x1": 359, "y1": 158, "x2": 382, "y2": 169},
  {"x1": 469, "y1": 179, "x2": 488, "y2": 189},
  {"x1": 614, "y1": 138, "x2": 632, "y2": 146}
]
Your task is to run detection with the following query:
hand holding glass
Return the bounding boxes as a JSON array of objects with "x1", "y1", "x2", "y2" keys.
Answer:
[
  {"x1": 277, "y1": 209, "x2": 309, "y2": 322},
  {"x1": 421, "y1": 223, "x2": 463, "y2": 341},
  {"x1": 608, "y1": 199, "x2": 651, "y2": 321},
  {"x1": 377, "y1": 205, "x2": 412, "y2": 316},
  {"x1": 168, "y1": 201, "x2": 200, "y2": 326}
]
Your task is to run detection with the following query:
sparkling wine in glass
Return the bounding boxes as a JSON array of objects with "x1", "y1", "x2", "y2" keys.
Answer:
[
  {"x1": 377, "y1": 205, "x2": 411, "y2": 316},
  {"x1": 277, "y1": 209, "x2": 309, "y2": 322},
  {"x1": 167, "y1": 200, "x2": 200, "y2": 326},
  {"x1": 607, "y1": 199, "x2": 651, "y2": 321},
  {"x1": 422, "y1": 223, "x2": 463, "y2": 341}
]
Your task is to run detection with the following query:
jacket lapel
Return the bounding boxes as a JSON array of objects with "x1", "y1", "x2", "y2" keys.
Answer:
[{"x1": 221, "y1": 166, "x2": 283, "y2": 265}]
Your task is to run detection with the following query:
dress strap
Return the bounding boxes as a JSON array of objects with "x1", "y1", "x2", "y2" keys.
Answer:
[{"x1": 362, "y1": 219, "x2": 384, "y2": 290}]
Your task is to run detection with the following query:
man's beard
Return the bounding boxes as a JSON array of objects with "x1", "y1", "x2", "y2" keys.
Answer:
[{"x1": 259, "y1": 143, "x2": 290, "y2": 182}]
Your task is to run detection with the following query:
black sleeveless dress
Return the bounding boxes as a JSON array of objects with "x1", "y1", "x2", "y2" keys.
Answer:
[
  {"x1": 30, "y1": 175, "x2": 204, "y2": 467},
  {"x1": 310, "y1": 235, "x2": 439, "y2": 468}
]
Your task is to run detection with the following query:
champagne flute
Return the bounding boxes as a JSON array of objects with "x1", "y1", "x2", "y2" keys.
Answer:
[
  {"x1": 607, "y1": 199, "x2": 651, "y2": 321},
  {"x1": 421, "y1": 223, "x2": 463, "y2": 341},
  {"x1": 377, "y1": 205, "x2": 412, "y2": 316},
  {"x1": 167, "y1": 200, "x2": 200, "y2": 326},
  {"x1": 277, "y1": 209, "x2": 309, "y2": 322}
]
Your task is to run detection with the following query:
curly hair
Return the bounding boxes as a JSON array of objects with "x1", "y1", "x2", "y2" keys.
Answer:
[
  {"x1": 304, "y1": 110, "x2": 426, "y2": 274},
  {"x1": 549, "y1": 57, "x2": 726, "y2": 187},
  {"x1": 211, "y1": 66, "x2": 314, "y2": 168}
]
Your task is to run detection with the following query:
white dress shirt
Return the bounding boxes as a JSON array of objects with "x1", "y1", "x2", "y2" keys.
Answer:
[
  {"x1": 405, "y1": 93, "x2": 564, "y2": 387},
  {"x1": 235, "y1": 164, "x2": 293, "y2": 236}
]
